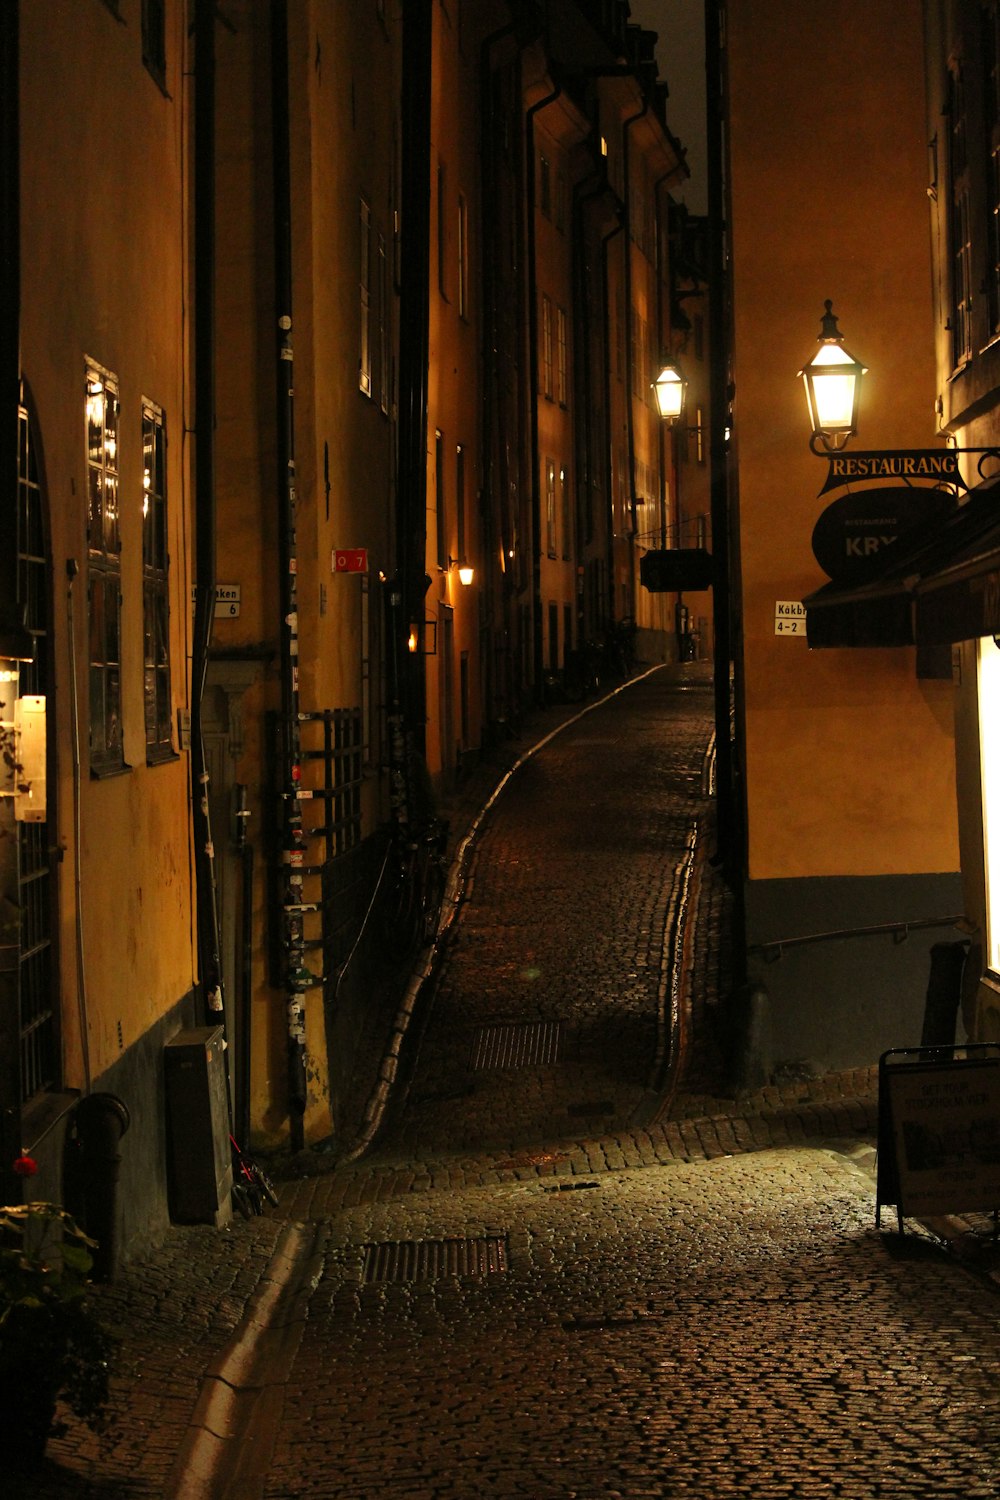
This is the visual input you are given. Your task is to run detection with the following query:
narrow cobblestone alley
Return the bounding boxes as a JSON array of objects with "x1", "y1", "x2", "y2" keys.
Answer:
[{"x1": 35, "y1": 669, "x2": 1000, "y2": 1499}]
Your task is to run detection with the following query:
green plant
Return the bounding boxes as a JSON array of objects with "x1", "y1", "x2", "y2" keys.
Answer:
[{"x1": 0, "y1": 1199, "x2": 114, "y2": 1462}]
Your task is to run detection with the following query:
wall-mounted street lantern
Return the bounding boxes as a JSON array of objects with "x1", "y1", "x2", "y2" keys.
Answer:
[
  {"x1": 798, "y1": 301, "x2": 868, "y2": 454},
  {"x1": 448, "y1": 556, "x2": 474, "y2": 586},
  {"x1": 652, "y1": 358, "x2": 687, "y2": 423}
]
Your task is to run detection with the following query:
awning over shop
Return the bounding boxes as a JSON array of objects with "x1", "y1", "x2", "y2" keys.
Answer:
[{"x1": 804, "y1": 474, "x2": 1000, "y2": 649}]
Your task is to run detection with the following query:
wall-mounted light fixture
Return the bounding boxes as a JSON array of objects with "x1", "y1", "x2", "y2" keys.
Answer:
[
  {"x1": 449, "y1": 555, "x2": 474, "y2": 586},
  {"x1": 652, "y1": 358, "x2": 687, "y2": 423},
  {"x1": 798, "y1": 301, "x2": 867, "y2": 454}
]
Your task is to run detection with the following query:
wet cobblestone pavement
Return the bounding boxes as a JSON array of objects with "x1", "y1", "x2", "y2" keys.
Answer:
[{"x1": 32, "y1": 666, "x2": 1000, "y2": 1498}]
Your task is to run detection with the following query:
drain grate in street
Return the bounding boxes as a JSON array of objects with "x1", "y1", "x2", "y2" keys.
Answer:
[
  {"x1": 542, "y1": 1180, "x2": 600, "y2": 1193},
  {"x1": 470, "y1": 1020, "x2": 562, "y2": 1070},
  {"x1": 361, "y1": 1235, "x2": 509, "y2": 1285}
]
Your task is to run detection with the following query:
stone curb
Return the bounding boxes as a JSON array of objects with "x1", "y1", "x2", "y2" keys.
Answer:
[{"x1": 165, "y1": 1220, "x2": 322, "y2": 1499}]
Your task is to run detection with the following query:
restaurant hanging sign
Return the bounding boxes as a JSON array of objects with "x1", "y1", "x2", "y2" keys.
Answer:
[
  {"x1": 811, "y1": 485, "x2": 948, "y2": 586},
  {"x1": 817, "y1": 448, "x2": 967, "y2": 498}
]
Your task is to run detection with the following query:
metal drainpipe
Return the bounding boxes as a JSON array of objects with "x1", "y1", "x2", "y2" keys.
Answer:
[
  {"x1": 190, "y1": 0, "x2": 226, "y2": 1029},
  {"x1": 620, "y1": 98, "x2": 649, "y2": 601},
  {"x1": 0, "y1": 5, "x2": 31, "y2": 665},
  {"x1": 270, "y1": 0, "x2": 307, "y2": 1151},
  {"x1": 573, "y1": 169, "x2": 612, "y2": 555},
  {"x1": 652, "y1": 171, "x2": 673, "y2": 554},
  {"x1": 526, "y1": 78, "x2": 562, "y2": 699},
  {"x1": 601, "y1": 210, "x2": 625, "y2": 631},
  {"x1": 705, "y1": 0, "x2": 740, "y2": 886},
  {"x1": 397, "y1": 1, "x2": 433, "y2": 764},
  {"x1": 479, "y1": 16, "x2": 533, "y2": 728}
]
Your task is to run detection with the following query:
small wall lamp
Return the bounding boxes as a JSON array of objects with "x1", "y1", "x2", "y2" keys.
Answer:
[
  {"x1": 449, "y1": 556, "x2": 474, "y2": 586},
  {"x1": 798, "y1": 301, "x2": 868, "y2": 454},
  {"x1": 652, "y1": 358, "x2": 687, "y2": 423}
]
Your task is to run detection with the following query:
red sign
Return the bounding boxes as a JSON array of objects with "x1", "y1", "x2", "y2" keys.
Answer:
[{"x1": 333, "y1": 548, "x2": 368, "y2": 574}]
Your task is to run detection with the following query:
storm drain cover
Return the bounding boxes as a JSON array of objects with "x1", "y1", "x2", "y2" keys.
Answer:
[
  {"x1": 470, "y1": 1020, "x2": 562, "y2": 1070},
  {"x1": 361, "y1": 1235, "x2": 509, "y2": 1285}
]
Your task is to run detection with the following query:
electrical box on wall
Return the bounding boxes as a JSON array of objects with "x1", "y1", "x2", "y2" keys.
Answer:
[
  {"x1": 164, "y1": 1026, "x2": 233, "y2": 1225},
  {"x1": 14, "y1": 695, "x2": 46, "y2": 823}
]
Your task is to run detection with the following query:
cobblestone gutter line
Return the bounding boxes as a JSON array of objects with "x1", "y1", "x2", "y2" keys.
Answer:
[
  {"x1": 340, "y1": 668, "x2": 664, "y2": 1164},
  {"x1": 166, "y1": 1221, "x2": 324, "y2": 1500}
]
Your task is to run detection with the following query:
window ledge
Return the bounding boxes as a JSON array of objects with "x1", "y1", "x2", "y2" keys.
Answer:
[
  {"x1": 90, "y1": 760, "x2": 132, "y2": 781},
  {"x1": 22, "y1": 1089, "x2": 82, "y2": 1153}
]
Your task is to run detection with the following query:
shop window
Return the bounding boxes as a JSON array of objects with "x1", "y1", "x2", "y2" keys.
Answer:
[
  {"x1": 86, "y1": 362, "x2": 124, "y2": 775},
  {"x1": 142, "y1": 401, "x2": 173, "y2": 761}
]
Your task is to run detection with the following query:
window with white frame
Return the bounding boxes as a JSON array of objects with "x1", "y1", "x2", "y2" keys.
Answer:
[
  {"x1": 142, "y1": 400, "x2": 172, "y2": 760},
  {"x1": 86, "y1": 362, "x2": 123, "y2": 774},
  {"x1": 556, "y1": 306, "x2": 568, "y2": 407}
]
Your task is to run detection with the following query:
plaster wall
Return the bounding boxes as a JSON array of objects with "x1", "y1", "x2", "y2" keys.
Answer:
[
  {"x1": 19, "y1": 0, "x2": 196, "y2": 1090},
  {"x1": 727, "y1": 0, "x2": 958, "y2": 883}
]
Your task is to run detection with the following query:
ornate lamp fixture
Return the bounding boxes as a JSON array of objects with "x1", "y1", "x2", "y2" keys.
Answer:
[{"x1": 799, "y1": 301, "x2": 868, "y2": 454}]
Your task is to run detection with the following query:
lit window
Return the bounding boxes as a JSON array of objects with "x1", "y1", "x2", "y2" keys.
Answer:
[
  {"x1": 560, "y1": 465, "x2": 571, "y2": 559},
  {"x1": 86, "y1": 362, "x2": 123, "y2": 774},
  {"x1": 546, "y1": 458, "x2": 556, "y2": 556},
  {"x1": 142, "y1": 401, "x2": 173, "y2": 760}
]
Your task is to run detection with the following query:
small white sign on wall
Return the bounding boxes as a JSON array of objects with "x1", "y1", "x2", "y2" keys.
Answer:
[{"x1": 774, "y1": 600, "x2": 806, "y2": 636}]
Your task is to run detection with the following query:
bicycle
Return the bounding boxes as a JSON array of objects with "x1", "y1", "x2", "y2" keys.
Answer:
[
  {"x1": 382, "y1": 816, "x2": 450, "y2": 957},
  {"x1": 230, "y1": 1134, "x2": 280, "y2": 1218}
]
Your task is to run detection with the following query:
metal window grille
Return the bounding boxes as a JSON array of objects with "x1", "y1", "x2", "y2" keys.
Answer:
[
  {"x1": 142, "y1": 401, "x2": 173, "y2": 759},
  {"x1": 17, "y1": 403, "x2": 57, "y2": 1102},
  {"x1": 86, "y1": 362, "x2": 123, "y2": 774}
]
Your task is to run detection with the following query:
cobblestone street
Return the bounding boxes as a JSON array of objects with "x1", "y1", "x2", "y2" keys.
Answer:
[{"x1": 35, "y1": 668, "x2": 1000, "y2": 1497}]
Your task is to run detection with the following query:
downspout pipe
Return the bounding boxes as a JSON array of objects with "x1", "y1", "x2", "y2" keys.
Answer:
[
  {"x1": 601, "y1": 210, "x2": 625, "y2": 629},
  {"x1": 705, "y1": 1, "x2": 740, "y2": 886},
  {"x1": 0, "y1": 3, "x2": 23, "y2": 1208},
  {"x1": 0, "y1": 4, "x2": 32, "y2": 664},
  {"x1": 526, "y1": 77, "x2": 562, "y2": 698},
  {"x1": 270, "y1": 0, "x2": 307, "y2": 1150},
  {"x1": 572, "y1": 169, "x2": 612, "y2": 560},
  {"x1": 190, "y1": 0, "x2": 225, "y2": 1024},
  {"x1": 397, "y1": 1, "x2": 433, "y2": 761},
  {"x1": 480, "y1": 16, "x2": 537, "y2": 728},
  {"x1": 620, "y1": 97, "x2": 649, "y2": 590}
]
